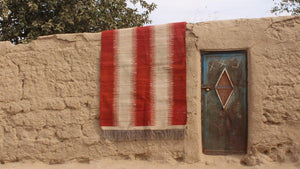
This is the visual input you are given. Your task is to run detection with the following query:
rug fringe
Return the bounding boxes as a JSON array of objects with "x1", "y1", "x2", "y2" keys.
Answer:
[{"x1": 100, "y1": 129, "x2": 185, "y2": 141}]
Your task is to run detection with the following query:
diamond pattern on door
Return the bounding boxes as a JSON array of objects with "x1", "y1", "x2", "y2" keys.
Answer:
[{"x1": 215, "y1": 68, "x2": 234, "y2": 109}]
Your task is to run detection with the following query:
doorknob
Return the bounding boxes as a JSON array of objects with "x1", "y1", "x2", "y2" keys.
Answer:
[{"x1": 201, "y1": 86, "x2": 211, "y2": 92}]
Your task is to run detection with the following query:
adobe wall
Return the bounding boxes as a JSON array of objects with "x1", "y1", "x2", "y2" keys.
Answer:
[
  {"x1": 185, "y1": 16, "x2": 300, "y2": 164},
  {"x1": 0, "y1": 33, "x2": 184, "y2": 164},
  {"x1": 0, "y1": 16, "x2": 299, "y2": 164}
]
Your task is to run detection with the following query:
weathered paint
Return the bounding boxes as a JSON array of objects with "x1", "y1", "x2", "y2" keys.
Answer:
[{"x1": 201, "y1": 51, "x2": 247, "y2": 154}]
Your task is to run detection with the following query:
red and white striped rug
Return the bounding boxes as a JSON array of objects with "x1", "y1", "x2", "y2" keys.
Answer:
[{"x1": 100, "y1": 22, "x2": 187, "y2": 140}]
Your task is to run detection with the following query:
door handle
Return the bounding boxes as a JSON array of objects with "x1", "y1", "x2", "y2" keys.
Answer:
[{"x1": 201, "y1": 86, "x2": 212, "y2": 92}]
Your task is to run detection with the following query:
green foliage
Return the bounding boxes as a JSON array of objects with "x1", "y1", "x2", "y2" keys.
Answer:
[
  {"x1": 0, "y1": 0, "x2": 156, "y2": 44},
  {"x1": 271, "y1": 0, "x2": 300, "y2": 15}
]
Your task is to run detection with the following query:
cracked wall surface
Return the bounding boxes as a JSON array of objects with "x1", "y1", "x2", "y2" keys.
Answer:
[
  {"x1": 186, "y1": 16, "x2": 300, "y2": 164},
  {"x1": 0, "y1": 33, "x2": 184, "y2": 164},
  {"x1": 0, "y1": 16, "x2": 299, "y2": 164}
]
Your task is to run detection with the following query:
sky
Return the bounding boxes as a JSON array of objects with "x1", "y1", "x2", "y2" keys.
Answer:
[{"x1": 132, "y1": 0, "x2": 288, "y2": 25}]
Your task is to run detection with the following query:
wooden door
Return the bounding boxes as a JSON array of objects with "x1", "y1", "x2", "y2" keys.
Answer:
[{"x1": 201, "y1": 51, "x2": 247, "y2": 154}]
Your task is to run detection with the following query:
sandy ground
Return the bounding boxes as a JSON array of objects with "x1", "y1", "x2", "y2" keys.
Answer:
[{"x1": 1, "y1": 157, "x2": 299, "y2": 169}]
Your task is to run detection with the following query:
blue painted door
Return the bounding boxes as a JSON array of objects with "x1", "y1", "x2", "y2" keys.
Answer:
[{"x1": 201, "y1": 51, "x2": 247, "y2": 154}]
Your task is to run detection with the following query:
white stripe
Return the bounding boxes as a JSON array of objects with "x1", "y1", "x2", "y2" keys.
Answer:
[
  {"x1": 116, "y1": 28, "x2": 134, "y2": 129},
  {"x1": 168, "y1": 24, "x2": 174, "y2": 126},
  {"x1": 153, "y1": 24, "x2": 172, "y2": 128}
]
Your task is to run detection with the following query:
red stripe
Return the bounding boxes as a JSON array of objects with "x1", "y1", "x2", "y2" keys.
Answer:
[
  {"x1": 100, "y1": 30, "x2": 116, "y2": 126},
  {"x1": 134, "y1": 26, "x2": 153, "y2": 126},
  {"x1": 171, "y1": 22, "x2": 187, "y2": 125}
]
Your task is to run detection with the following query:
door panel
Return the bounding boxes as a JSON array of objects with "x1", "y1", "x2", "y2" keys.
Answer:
[{"x1": 201, "y1": 51, "x2": 247, "y2": 155}]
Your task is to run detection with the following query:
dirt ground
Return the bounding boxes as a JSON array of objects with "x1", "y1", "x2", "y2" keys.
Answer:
[{"x1": 2, "y1": 157, "x2": 299, "y2": 169}]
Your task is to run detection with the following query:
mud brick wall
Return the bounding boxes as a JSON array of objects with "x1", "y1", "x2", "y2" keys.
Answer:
[
  {"x1": 0, "y1": 16, "x2": 299, "y2": 164},
  {"x1": 0, "y1": 33, "x2": 183, "y2": 163},
  {"x1": 185, "y1": 16, "x2": 300, "y2": 163}
]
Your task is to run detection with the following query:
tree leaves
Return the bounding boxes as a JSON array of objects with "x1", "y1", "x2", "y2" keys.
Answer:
[
  {"x1": 272, "y1": 0, "x2": 300, "y2": 15},
  {"x1": 0, "y1": 0, "x2": 157, "y2": 44}
]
